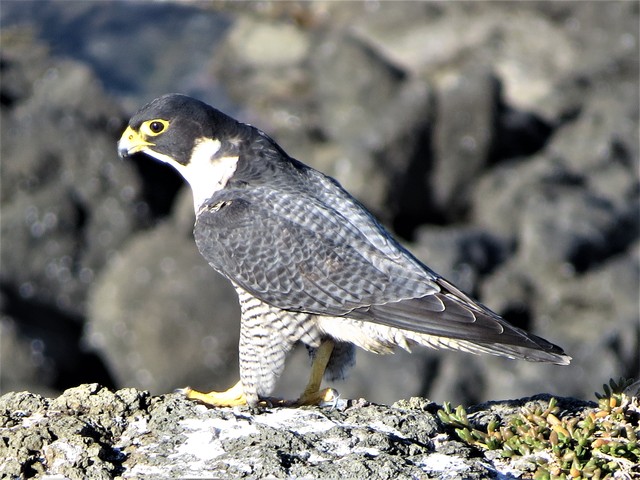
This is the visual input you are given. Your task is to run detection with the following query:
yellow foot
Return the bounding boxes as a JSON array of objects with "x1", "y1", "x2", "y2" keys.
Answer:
[
  {"x1": 180, "y1": 380, "x2": 247, "y2": 407},
  {"x1": 179, "y1": 381, "x2": 340, "y2": 408},
  {"x1": 291, "y1": 339, "x2": 339, "y2": 407},
  {"x1": 296, "y1": 387, "x2": 339, "y2": 407}
]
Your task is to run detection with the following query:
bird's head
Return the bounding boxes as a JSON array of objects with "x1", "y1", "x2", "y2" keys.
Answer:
[
  {"x1": 118, "y1": 93, "x2": 227, "y2": 165},
  {"x1": 118, "y1": 94, "x2": 245, "y2": 210}
]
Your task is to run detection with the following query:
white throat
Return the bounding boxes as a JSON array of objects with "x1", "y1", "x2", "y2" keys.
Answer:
[{"x1": 145, "y1": 138, "x2": 239, "y2": 212}]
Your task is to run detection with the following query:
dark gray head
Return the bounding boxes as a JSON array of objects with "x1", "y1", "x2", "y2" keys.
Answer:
[
  {"x1": 118, "y1": 94, "x2": 255, "y2": 210},
  {"x1": 118, "y1": 94, "x2": 243, "y2": 166}
]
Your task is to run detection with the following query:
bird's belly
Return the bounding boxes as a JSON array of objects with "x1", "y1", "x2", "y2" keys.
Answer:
[{"x1": 315, "y1": 315, "x2": 411, "y2": 354}]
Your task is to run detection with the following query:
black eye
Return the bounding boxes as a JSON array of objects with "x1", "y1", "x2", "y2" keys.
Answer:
[{"x1": 149, "y1": 121, "x2": 164, "y2": 133}]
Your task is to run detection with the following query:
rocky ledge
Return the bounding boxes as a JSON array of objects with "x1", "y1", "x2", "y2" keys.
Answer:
[{"x1": 1, "y1": 384, "x2": 637, "y2": 479}]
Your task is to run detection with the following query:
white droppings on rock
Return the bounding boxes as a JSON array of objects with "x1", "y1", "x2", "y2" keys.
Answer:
[
  {"x1": 42, "y1": 440, "x2": 83, "y2": 471},
  {"x1": 367, "y1": 419, "x2": 406, "y2": 438},
  {"x1": 124, "y1": 463, "x2": 169, "y2": 478},
  {"x1": 128, "y1": 415, "x2": 148, "y2": 434},
  {"x1": 251, "y1": 407, "x2": 337, "y2": 434},
  {"x1": 172, "y1": 418, "x2": 227, "y2": 463},
  {"x1": 416, "y1": 453, "x2": 471, "y2": 478},
  {"x1": 164, "y1": 415, "x2": 264, "y2": 474},
  {"x1": 319, "y1": 436, "x2": 381, "y2": 459},
  {"x1": 18, "y1": 411, "x2": 46, "y2": 428}
]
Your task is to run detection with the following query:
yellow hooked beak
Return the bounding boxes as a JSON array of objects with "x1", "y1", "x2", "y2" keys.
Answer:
[{"x1": 118, "y1": 126, "x2": 155, "y2": 158}]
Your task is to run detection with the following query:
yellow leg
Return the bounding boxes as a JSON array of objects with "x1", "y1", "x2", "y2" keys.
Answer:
[
  {"x1": 181, "y1": 340, "x2": 340, "y2": 408},
  {"x1": 296, "y1": 339, "x2": 339, "y2": 406},
  {"x1": 181, "y1": 380, "x2": 247, "y2": 407}
]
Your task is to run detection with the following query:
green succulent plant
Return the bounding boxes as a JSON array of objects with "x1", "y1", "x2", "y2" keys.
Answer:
[{"x1": 437, "y1": 378, "x2": 639, "y2": 479}]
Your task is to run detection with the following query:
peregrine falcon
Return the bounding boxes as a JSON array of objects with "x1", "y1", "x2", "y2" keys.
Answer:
[{"x1": 118, "y1": 94, "x2": 570, "y2": 407}]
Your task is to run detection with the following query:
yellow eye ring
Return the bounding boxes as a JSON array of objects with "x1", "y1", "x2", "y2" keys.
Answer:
[{"x1": 141, "y1": 119, "x2": 169, "y2": 136}]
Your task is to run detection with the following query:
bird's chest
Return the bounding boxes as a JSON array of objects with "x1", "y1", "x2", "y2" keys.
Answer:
[{"x1": 233, "y1": 283, "x2": 323, "y2": 349}]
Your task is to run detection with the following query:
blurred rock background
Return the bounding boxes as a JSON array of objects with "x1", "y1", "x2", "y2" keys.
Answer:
[{"x1": 1, "y1": 1, "x2": 637, "y2": 406}]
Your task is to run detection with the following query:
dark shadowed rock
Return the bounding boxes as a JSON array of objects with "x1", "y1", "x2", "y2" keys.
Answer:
[
  {"x1": 431, "y1": 61, "x2": 499, "y2": 220},
  {"x1": 0, "y1": 31, "x2": 139, "y2": 315},
  {"x1": 86, "y1": 191, "x2": 240, "y2": 395},
  {"x1": 0, "y1": 29, "x2": 143, "y2": 393},
  {"x1": 0, "y1": 1, "x2": 233, "y2": 108}
]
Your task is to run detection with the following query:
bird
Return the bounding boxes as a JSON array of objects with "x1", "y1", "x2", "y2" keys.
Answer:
[{"x1": 118, "y1": 93, "x2": 570, "y2": 408}]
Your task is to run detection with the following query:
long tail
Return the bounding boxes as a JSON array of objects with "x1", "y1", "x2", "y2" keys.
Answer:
[{"x1": 350, "y1": 277, "x2": 571, "y2": 365}]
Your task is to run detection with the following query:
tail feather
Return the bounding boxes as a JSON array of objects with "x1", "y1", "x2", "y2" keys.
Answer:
[{"x1": 349, "y1": 277, "x2": 571, "y2": 365}]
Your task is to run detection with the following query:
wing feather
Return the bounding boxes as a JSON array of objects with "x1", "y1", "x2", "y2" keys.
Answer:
[
  {"x1": 194, "y1": 179, "x2": 568, "y2": 362},
  {"x1": 195, "y1": 186, "x2": 436, "y2": 315}
]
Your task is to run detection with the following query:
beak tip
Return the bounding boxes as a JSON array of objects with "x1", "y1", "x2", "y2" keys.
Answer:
[{"x1": 117, "y1": 144, "x2": 130, "y2": 159}]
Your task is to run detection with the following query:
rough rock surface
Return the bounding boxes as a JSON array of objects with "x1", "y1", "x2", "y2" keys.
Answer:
[
  {"x1": 0, "y1": 384, "x2": 597, "y2": 480},
  {"x1": 0, "y1": 1, "x2": 638, "y2": 411}
]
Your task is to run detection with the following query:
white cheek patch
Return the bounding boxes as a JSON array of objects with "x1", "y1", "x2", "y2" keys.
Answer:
[
  {"x1": 177, "y1": 139, "x2": 238, "y2": 212},
  {"x1": 142, "y1": 138, "x2": 239, "y2": 212},
  {"x1": 183, "y1": 155, "x2": 239, "y2": 212},
  {"x1": 143, "y1": 149, "x2": 180, "y2": 167}
]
